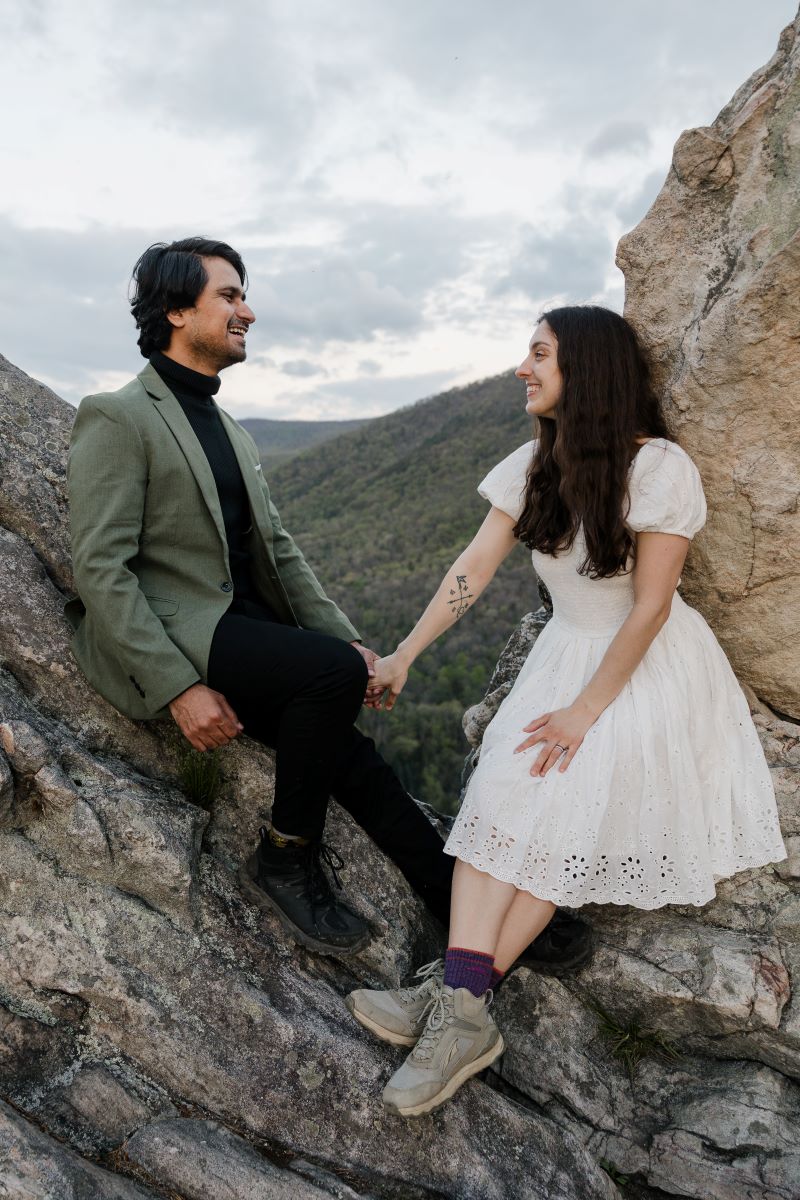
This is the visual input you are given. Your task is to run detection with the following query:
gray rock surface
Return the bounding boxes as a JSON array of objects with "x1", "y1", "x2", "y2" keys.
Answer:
[
  {"x1": 124, "y1": 1118, "x2": 331, "y2": 1198},
  {"x1": 617, "y1": 9, "x2": 800, "y2": 719},
  {"x1": 0, "y1": 356, "x2": 616, "y2": 1199},
  {"x1": 0, "y1": 1100, "x2": 158, "y2": 1199},
  {"x1": 2, "y1": 16, "x2": 800, "y2": 1197},
  {"x1": 493, "y1": 973, "x2": 800, "y2": 1200}
]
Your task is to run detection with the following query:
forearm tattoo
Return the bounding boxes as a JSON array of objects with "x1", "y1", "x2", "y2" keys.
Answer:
[{"x1": 446, "y1": 574, "x2": 475, "y2": 620}]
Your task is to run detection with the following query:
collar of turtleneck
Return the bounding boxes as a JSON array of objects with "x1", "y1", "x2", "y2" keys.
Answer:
[{"x1": 150, "y1": 350, "x2": 221, "y2": 398}]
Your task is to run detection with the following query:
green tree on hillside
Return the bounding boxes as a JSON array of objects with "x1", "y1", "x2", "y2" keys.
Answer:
[{"x1": 267, "y1": 369, "x2": 539, "y2": 814}]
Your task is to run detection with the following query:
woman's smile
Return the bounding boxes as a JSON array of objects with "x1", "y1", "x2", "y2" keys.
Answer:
[{"x1": 516, "y1": 319, "x2": 563, "y2": 418}]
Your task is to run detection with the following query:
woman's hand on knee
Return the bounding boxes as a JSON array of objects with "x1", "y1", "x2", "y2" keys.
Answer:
[{"x1": 514, "y1": 701, "x2": 596, "y2": 776}]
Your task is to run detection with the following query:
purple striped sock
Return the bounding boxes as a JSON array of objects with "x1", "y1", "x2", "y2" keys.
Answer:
[
  {"x1": 490, "y1": 966, "x2": 505, "y2": 990},
  {"x1": 444, "y1": 947, "x2": 495, "y2": 997}
]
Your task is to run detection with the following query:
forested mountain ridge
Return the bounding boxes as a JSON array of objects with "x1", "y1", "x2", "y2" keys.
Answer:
[
  {"x1": 266, "y1": 368, "x2": 539, "y2": 811},
  {"x1": 239, "y1": 416, "x2": 369, "y2": 471}
]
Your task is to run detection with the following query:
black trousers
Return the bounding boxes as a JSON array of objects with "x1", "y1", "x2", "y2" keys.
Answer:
[{"x1": 207, "y1": 599, "x2": 454, "y2": 924}]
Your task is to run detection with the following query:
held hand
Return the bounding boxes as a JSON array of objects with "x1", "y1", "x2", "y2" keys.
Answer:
[
  {"x1": 371, "y1": 651, "x2": 410, "y2": 712},
  {"x1": 169, "y1": 683, "x2": 244, "y2": 751},
  {"x1": 350, "y1": 641, "x2": 377, "y2": 678},
  {"x1": 350, "y1": 642, "x2": 385, "y2": 708},
  {"x1": 514, "y1": 700, "x2": 597, "y2": 776}
]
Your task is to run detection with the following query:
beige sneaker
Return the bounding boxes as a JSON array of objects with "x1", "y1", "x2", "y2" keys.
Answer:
[
  {"x1": 382, "y1": 985, "x2": 504, "y2": 1117},
  {"x1": 345, "y1": 959, "x2": 444, "y2": 1047}
]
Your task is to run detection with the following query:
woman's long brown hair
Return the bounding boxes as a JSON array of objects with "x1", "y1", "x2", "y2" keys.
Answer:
[{"x1": 513, "y1": 305, "x2": 673, "y2": 578}]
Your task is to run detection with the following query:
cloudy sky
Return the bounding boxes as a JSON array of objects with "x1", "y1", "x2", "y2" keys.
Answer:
[{"x1": 1, "y1": 0, "x2": 796, "y2": 419}]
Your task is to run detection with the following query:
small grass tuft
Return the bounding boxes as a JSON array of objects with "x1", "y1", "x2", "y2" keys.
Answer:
[
  {"x1": 178, "y1": 747, "x2": 223, "y2": 812},
  {"x1": 588, "y1": 998, "x2": 683, "y2": 1080},
  {"x1": 600, "y1": 1159, "x2": 630, "y2": 1186}
]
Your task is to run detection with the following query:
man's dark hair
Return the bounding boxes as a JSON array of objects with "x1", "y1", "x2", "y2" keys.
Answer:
[{"x1": 129, "y1": 237, "x2": 248, "y2": 358}]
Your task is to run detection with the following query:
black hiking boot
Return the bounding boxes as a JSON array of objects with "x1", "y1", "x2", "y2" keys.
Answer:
[
  {"x1": 239, "y1": 826, "x2": 370, "y2": 955},
  {"x1": 514, "y1": 910, "x2": 594, "y2": 977}
]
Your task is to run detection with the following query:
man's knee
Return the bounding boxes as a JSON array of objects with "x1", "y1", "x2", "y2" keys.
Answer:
[
  {"x1": 341, "y1": 641, "x2": 370, "y2": 690},
  {"x1": 316, "y1": 638, "x2": 369, "y2": 699}
]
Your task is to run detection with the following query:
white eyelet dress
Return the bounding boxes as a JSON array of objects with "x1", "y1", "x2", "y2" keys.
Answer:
[{"x1": 444, "y1": 439, "x2": 787, "y2": 909}]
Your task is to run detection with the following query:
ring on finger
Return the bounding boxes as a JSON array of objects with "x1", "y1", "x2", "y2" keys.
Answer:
[{"x1": 555, "y1": 743, "x2": 567, "y2": 754}]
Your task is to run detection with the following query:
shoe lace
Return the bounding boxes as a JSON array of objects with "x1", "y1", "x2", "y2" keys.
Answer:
[
  {"x1": 396, "y1": 958, "x2": 444, "y2": 1004},
  {"x1": 411, "y1": 989, "x2": 453, "y2": 1062},
  {"x1": 304, "y1": 841, "x2": 346, "y2": 912},
  {"x1": 411, "y1": 986, "x2": 494, "y2": 1062}
]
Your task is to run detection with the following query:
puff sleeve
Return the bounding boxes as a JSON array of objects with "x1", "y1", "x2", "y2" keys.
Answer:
[
  {"x1": 477, "y1": 440, "x2": 536, "y2": 521},
  {"x1": 626, "y1": 440, "x2": 707, "y2": 538}
]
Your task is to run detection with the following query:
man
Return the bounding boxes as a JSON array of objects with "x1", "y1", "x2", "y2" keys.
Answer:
[{"x1": 65, "y1": 236, "x2": 590, "y2": 969}]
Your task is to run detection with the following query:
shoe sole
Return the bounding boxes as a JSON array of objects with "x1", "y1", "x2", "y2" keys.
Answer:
[
  {"x1": 238, "y1": 853, "x2": 371, "y2": 957},
  {"x1": 382, "y1": 1034, "x2": 505, "y2": 1118},
  {"x1": 344, "y1": 995, "x2": 418, "y2": 1047}
]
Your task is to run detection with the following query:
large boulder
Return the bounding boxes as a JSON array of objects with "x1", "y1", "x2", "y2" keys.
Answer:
[{"x1": 617, "y1": 9, "x2": 800, "y2": 719}]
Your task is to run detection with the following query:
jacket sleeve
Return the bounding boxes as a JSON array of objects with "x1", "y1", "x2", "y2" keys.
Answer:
[
  {"x1": 68, "y1": 394, "x2": 201, "y2": 711},
  {"x1": 258, "y1": 477, "x2": 360, "y2": 643}
]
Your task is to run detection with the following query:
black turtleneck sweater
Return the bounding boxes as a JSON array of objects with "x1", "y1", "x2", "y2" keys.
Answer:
[{"x1": 151, "y1": 351, "x2": 257, "y2": 601}]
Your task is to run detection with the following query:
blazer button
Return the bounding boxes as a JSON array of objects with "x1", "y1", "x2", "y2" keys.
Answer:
[{"x1": 220, "y1": 581, "x2": 233, "y2": 592}]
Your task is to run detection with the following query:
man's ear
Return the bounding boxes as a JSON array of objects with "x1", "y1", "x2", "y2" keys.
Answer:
[{"x1": 166, "y1": 308, "x2": 186, "y2": 329}]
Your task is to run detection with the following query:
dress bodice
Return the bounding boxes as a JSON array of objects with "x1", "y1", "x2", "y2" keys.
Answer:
[
  {"x1": 531, "y1": 534, "x2": 637, "y2": 637},
  {"x1": 479, "y1": 437, "x2": 707, "y2": 638}
]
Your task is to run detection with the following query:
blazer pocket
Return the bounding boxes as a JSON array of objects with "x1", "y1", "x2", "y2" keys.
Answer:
[{"x1": 144, "y1": 594, "x2": 180, "y2": 617}]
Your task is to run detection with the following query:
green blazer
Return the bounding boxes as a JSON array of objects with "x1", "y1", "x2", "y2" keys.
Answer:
[{"x1": 64, "y1": 363, "x2": 359, "y2": 720}]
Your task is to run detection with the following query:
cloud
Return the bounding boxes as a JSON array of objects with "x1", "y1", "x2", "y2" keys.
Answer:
[
  {"x1": 279, "y1": 359, "x2": 329, "y2": 378},
  {"x1": 257, "y1": 368, "x2": 461, "y2": 422},
  {"x1": 585, "y1": 121, "x2": 651, "y2": 158},
  {"x1": 0, "y1": 0, "x2": 794, "y2": 417},
  {"x1": 0, "y1": 197, "x2": 485, "y2": 403},
  {"x1": 0, "y1": 218, "x2": 148, "y2": 400},
  {"x1": 614, "y1": 170, "x2": 667, "y2": 231},
  {"x1": 491, "y1": 219, "x2": 616, "y2": 306},
  {"x1": 241, "y1": 201, "x2": 489, "y2": 345},
  {"x1": 250, "y1": 259, "x2": 421, "y2": 344}
]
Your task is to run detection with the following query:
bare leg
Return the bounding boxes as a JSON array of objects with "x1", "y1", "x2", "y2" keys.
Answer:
[
  {"x1": 448, "y1": 859, "x2": 517, "y2": 953},
  {"x1": 493, "y1": 891, "x2": 556, "y2": 974}
]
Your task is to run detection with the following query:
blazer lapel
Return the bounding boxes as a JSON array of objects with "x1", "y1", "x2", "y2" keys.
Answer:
[
  {"x1": 139, "y1": 364, "x2": 228, "y2": 551},
  {"x1": 219, "y1": 409, "x2": 275, "y2": 550}
]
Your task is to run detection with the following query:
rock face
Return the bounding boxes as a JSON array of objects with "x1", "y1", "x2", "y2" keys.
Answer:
[
  {"x1": 617, "y1": 10, "x2": 800, "y2": 719},
  {"x1": 2, "y1": 359, "x2": 798, "y2": 1200},
  {"x1": 2, "y1": 17, "x2": 800, "y2": 1198},
  {"x1": 0, "y1": 352, "x2": 619, "y2": 1199}
]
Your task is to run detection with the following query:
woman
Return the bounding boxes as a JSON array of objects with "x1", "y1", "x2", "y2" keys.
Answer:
[{"x1": 345, "y1": 305, "x2": 787, "y2": 1118}]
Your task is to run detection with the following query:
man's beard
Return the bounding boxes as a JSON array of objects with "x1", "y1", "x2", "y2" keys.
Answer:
[{"x1": 190, "y1": 328, "x2": 246, "y2": 371}]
